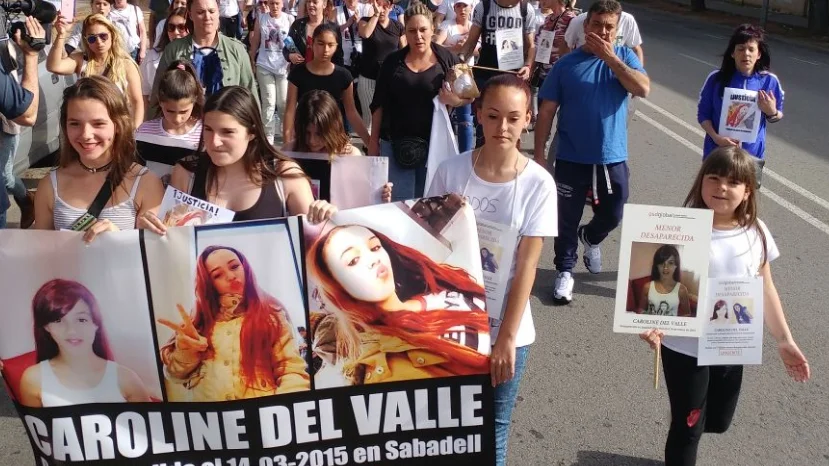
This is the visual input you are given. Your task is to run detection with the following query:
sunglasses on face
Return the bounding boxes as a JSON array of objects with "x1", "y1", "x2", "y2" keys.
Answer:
[
  {"x1": 86, "y1": 32, "x2": 109, "y2": 44},
  {"x1": 167, "y1": 23, "x2": 188, "y2": 32}
]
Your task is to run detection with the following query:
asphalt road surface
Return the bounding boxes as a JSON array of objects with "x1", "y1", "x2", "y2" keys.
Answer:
[{"x1": 2, "y1": 4, "x2": 829, "y2": 465}]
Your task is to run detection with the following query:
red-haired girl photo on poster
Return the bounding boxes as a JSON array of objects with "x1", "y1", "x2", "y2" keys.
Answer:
[
  {"x1": 144, "y1": 220, "x2": 311, "y2": 402},
  {"x1": 0, "y1": 230, "x2": 164, "y2": 408},
  {"x1": 304, "y1": 199, "x2": 491, "y2": 389}
]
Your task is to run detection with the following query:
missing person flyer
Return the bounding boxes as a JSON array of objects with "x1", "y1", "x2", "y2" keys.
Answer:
[
  {"x1": 159, "y1": 186, "x2": 235, "y2": 227},
  {"x1": 697, "y1": 277, "x2": 764, "y2": 365},
  {"x1": 613, "y1": 204, "x2": 713, "y2": 337},
  {"x1": 475, "y1": 219, "x2": 518, "y2": 323},
  {"x1": 719, "y1": 87, "x2": 762, "y2": 143}
]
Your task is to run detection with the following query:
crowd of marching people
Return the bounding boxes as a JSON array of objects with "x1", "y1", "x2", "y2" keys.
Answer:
[{"x1": 0, "y1": 0, "x2": 813, "y2": 463}]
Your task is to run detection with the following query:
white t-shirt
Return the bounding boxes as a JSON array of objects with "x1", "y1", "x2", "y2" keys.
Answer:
[
  {"x1": 153, "y1": 19, "x2": 166, "y2": 48},
  {"x1": 564, "y1": 11, "x2": 642, "y2": 50},
  {"x1": 335, "y1": 2, "x2": 374, "y2": 66},
  {"x1": 109, "y1": 4, "x2": 144, "y2": 51},
  {"x1": 140, "y1": 47, "x2": 163, "y2": 95},
  {"x1": 256, "y1": 12, "x2": 295, "y2": 75},
  {"x1": 426, "y1": 152, "x2": 559, "y2": 347},
  {"x1": 437, "y1": 0, "x2": 478, "y2": 23},
  {"x1": 219, "y1": 0, "x2": 240, "y2": 18},
  {"x1": 438, "y1": 19, "x2": 477, "y2": 65},
  {"x1": 663, "y1": 220, "x2": 779, "y2": 358}
]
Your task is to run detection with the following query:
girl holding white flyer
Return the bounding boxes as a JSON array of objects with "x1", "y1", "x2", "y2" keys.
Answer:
[
  {"x1": 427, "y1": 74, "x2": 557, "y2": 466},
  {"x1": 640, "y1": 146, "x2": 810, "y2": 466}
]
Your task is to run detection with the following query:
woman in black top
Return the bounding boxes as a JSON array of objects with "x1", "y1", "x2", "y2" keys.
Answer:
[
  {"x1": 367, "y1": 2, "x2": 469, "y2": 201},
  {"x1": 356, "y1": 0, "x2": 406, "y2": 134},
  {"x1": 283, "y1": 0, "x2": 344, "y2": 67},
  {"x1": 138, "y1": 86, "x2": 336, "y2": 233},
  {"x1": 283, "y1": 23, "x2": 370, "y2": 146}
]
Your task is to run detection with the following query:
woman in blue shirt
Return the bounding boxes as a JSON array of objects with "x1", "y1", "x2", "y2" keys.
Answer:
[{"x1": 697, "y1": 24, "x2": 783, "y2": 186}]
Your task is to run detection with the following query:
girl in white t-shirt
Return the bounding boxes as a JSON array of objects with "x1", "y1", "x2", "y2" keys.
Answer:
[
  {"x1": 426, "y1": 74, "x2": 557, "y2": 466},
  {"x1": 640, "y1": 146, "x2": 810, "y2": 466}
]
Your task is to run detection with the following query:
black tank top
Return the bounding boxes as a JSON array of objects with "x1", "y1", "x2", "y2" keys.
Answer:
[{"x1": 189, "y1": 156, "x2": 286, "y2": 222}]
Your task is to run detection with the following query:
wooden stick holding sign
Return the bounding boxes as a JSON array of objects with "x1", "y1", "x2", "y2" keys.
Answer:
[
  {"x1": 471, "y1": 65, "x2": 519, "y2": 75},
  {"x1": 654, "y1": 344, "x2": 661, "y2": 389}
]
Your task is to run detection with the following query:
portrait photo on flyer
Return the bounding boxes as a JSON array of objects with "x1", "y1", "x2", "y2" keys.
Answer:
[
  {"x1": 697, "y1": 277, "x2": 765, "y2": 365},
  {"x1": 0, "y1": 230, "x2": 163, "y2": 408},
  {"x1": 145, "y1": 220, "x2": 311, "y2": 402},
  {"x1": 302, "y1": 199, "x2": 490, "y2": 389},
  {"x1": 613, "y1": 204, "x2": 713, "y2": 337}
]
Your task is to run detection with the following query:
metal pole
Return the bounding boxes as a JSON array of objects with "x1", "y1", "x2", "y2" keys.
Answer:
[{"x1": 761, "y1": 0, "x2": 770, "y2": 28}]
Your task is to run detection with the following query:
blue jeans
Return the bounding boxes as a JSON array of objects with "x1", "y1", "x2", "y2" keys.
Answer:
[
  {"x1": 452, "y1": 103, "x2": 474, "y2": 153},
  {"x1": 494, "y1": 344, "x2": 530, "y2": 466},
  {"x1": 0, "y1": 131, "x2": 19, "y2": 228},
  {"x1": 380, "y1": 139, "x2": 427, "y2": 201}
]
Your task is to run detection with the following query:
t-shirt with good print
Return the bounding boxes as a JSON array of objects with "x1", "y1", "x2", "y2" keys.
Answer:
[
  {"x1": 109, "y1": 4, "x2": 143, "y2": 51},
  {"x1": 472, "y1": 0, "x2": 536, "y2": 79}
]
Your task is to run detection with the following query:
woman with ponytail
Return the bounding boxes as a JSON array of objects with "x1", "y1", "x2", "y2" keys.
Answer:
[{"x1": 306, "y1": 224, "x2": 490, "y2": 385}]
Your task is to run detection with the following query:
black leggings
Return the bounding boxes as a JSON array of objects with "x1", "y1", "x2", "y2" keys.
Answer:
[{"x1": 661, "y1": 345, "x2": 744, "y2": 466}]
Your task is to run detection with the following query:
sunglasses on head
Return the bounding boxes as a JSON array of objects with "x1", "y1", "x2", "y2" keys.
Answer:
[
  {"x1": 167, "y1": 23, "x2": 187, "y2": 32},
  {"x1": 86, "y1": 32, "x2": 109, "y2": 44}
]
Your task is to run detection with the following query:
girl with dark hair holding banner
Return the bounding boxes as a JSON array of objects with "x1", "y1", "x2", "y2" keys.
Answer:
[
  {"x1": 18, "y1": 279, "x2": 151, "y2": 407},
  {"x1": 158, "y1": 246, "x2": 309, "y2": 401},
  {"x1": 138, "y1": 86, "x2": 336, "y2": 233},
  {"x1": 307, "y1": 224, "x2": 491, "y2": 385},
  {"x1": 637, "y1": 244, "x2": 692, "y2": 317},
  {"x1": 426, "y1": 75, "x2": 557, "y2": 466},
  {"x1": 33, "y1": 77, "x2": 163, "y2": 242},
  {"x1": 283, "y1": 90, "x2": 362, "y2": 156}
]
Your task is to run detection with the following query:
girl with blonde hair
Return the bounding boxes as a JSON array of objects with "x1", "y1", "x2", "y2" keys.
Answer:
[{"x1": 48, "y1": 13, "x2": 144, "y2": 127}]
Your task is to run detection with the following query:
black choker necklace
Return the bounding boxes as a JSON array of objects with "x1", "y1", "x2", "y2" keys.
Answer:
[{"x1": 79, "y1": 159, "x2": 113, "y2": 174}]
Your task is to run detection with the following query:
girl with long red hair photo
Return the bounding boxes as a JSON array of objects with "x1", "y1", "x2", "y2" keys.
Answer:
[
  {"x1": 159, "y1": 245, "x2": 309, "y2": 402},
  {"x1": 307, "y1": 224, "x2": 490, "y2": 386},
  {"x1": 16, "y1": 279, "x2": 152, "y2": 407}
]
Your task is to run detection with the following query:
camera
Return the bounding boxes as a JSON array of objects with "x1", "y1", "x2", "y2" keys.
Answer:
[{"x1": 1, "y1": 0, "x2": 57, "y2": 51}]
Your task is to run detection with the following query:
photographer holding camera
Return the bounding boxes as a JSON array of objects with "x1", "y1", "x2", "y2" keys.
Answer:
[{"x1": 0, "y1": 16, "x2": 45, "y2": 229}]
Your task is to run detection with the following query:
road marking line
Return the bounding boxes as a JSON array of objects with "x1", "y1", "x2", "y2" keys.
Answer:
[
  {"x1": 638, "y1": 99, "x2": 829, "y2": 213},
  {"x1": 634, "y1": 109, "x2": 829, "y2": 237},
  {"x1": 791, "y1": 57, "x2": 822, "y2": 66},
  {"x1": 679, "y1": 53, "x2": 718, "y2": 68}
]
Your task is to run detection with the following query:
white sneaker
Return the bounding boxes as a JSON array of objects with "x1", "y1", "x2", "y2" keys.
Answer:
[
  {"x1": 553, "y1": 271, "x2": 574, "y2": 304},
  {"x1": 579, "y1": 225, "x2": 602, "y2": 274}
]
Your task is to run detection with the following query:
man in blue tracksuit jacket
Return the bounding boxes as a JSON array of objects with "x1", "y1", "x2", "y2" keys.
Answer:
[{"x1": 533, "y1": 0, "x2": 649, "y2": 304}]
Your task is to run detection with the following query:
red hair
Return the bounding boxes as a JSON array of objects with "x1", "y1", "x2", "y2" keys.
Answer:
[
  {"x1": 32, "y1": 279, "x2": 113, "y2": 362},
  {"x1": 307, "y1": 226, "x2": 490, "y2": 377},
  {"x1": 194, "y1": 245, "x2": 288, "y2": 388}
]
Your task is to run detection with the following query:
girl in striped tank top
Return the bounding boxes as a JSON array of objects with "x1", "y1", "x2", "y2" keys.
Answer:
[
  {"x1": 33, "y1": 76, "x2": 164, "y2": 242},
  {"x1": 136, "y1": 60, "x2": 204, "y2": 186}
]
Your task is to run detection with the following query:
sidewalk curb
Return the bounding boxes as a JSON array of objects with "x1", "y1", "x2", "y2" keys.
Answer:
[{"x1": 623, "y1": 0, "x2": 829, "y2": 55}]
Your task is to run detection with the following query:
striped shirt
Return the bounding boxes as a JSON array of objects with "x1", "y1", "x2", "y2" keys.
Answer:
[
  {"x1": 136, "y1": 118, "x2": 203, "y2": 185},
  {"x1": 51, "y1": 168, "x2": 148, "y2": 231}
]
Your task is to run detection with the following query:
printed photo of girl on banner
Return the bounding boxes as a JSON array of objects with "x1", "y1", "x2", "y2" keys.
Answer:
[
  {"x1": 0, "y1": 230, "x2": 163, "y2": 407},
  {"x1": 147, "y1": 220, "x2": 311, "y2": 402},
  {"x1": 304, "y1": 199, "x2": 491, "y2": 388}
]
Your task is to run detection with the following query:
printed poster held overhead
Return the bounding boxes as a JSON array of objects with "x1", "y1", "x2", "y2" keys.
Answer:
[{"x1": 613, "y1": 204, "x2": 713, "y2": 337}]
